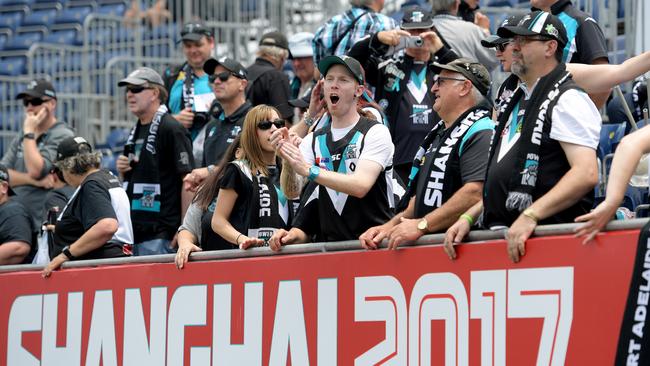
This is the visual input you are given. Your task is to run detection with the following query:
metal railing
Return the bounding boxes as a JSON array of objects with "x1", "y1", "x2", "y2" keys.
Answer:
[{"x1": 0, "y1": 218, "x2": 646, "y2": 274}]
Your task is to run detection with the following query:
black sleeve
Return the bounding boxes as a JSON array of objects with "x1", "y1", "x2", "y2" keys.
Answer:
[
  {"x1": 459, "y1": 129, "x2": 493, "y2": 183},
  {"x1": 264, "y1": 71, "x2": 294, "y2": 120},
  {"x1": 347, "y1": 34, "x2": 386, "y2": 88},
  {"x1": 165, "y1": 118, "x2": 196, "y2": 173},
  {"x1": 219, "y1": 163, "x2": 247, "y2": 197},
  {"x1": 291, "y1": 181, "x2": 320, "y2": 237},
  {"x1": 433, "y1": 44, "x2": 459, "y2": 65},
  {"x1": 574, "y1": 19, "x2": 609, "y2": 64},
  {"x1": 0, "y1": 203, "x2": 34, "y2": 246},
  {"x1": 79, "y1": 181, "x2": 117, "y2": 231}
]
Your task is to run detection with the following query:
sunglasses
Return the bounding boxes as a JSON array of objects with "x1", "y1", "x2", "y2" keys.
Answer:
[
  {"x1": 126, "y1": 86, "x2": 152, "y2": 94},
  {"x1": 209, "y1": 71, "x2": 236, "y2": 83},
  {"x1": 257, "y1": 119, "x2": 285, "y2": 130},
  {"x1": 496, "y1": 42, "x2": 511, "y2": 53},
  {"x1": 23, "y1": 98, "x2": 50, "y2": 107}
]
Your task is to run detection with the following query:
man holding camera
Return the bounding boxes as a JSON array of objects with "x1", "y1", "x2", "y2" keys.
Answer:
[
  {"x1": 163, "y1": 21, "x2": 216, "y2": 164},
  {"x1": 348, "y1": 6, "x2": 458, "y2": 182}
]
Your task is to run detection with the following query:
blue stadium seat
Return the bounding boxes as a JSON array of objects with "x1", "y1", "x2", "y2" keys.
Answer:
[
  {"x1": 97, "y1": 3, "x2": 125, "y2": 16},
  {"x1": 0, "y1": 0, "x2": 35, "y2": 5},
  {"x1": 42, "y1": 28, "x2": 80, "y2": 45},
  {"x1": 0, "y1": 11, "x2": 24, "y2": 31},
  {"x1": 21, "y1": 9, "x2": 58, "y2": 27},
  {"x1": 105, "y1": 127, "x2": 130, "y2": 153},
  {"x1": 597, "y1": 122, "x2": 625, "y2": 161},
  {"x1": 0, "y1": 33, "x2": 7, "y2": 50},
  {"x1": 2, "y1": 31, "x2": 42, "y2": 50},
  {"x1": 32, "y1": 56, "x2": 61, "y2": 74},
  {"x1": 55, "y1": 78, "x2": 81, "y2": 93},
  {"x1": 54, "y1": 6, "x2": 91, "y2": 25},
  {"x1": 622, "y1": 185, "x2": 649, "y2": 212},
  {"x1": 0, "y1": 56, "x2": 26, "y2": 75}
]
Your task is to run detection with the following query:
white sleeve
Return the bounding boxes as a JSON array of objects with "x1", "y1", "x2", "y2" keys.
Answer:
[
  {"x1": 358, "y1": 124, "x2": 394, "y2": 169},
  {"x1": 299, "y1": 132, "x2": 316, "y2": 166},
  {"x1": 550, "y1": 89, "x2": 601, "y2": 149}
]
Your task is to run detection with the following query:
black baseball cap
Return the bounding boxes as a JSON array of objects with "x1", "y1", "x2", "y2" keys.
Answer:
[
  {"x1": 0, "y1": 164, "x2": 15, "y2": 196},
  {"x1": 259, "y1": 31, "x2": 290, "y2": 50},
  {"x1": 401, "y1": 6, "x2": 434, "y2": 29},
  {"x1": 481, "y1": 13, "x2": 525, "y2": 48},
  {"x1": 16, "y1": 78, "x2": 57, "y2": 100},
  {"x1": 431, "y1": 58, "x2": 491, "y2": 96},
  {"x1": 288, "y1": 91, "x2": 312, "y2": 109},
  {"x1": 203, "y1": 57, "x2": 247, "y2": 79},
  {"x1": 498, "y1": 10, "x2": 568, "y2": 47},
  {"x1": 118, "y1": 67, "x2": 164, "y2": 87},
  {"x1": 318, "y1": 55, "x2": 364, "y2": 84},
  {"x1": 56, "y1": 136, "x2": 93, "y2": 162},
  {"x1": 180, "y1": 21, "x2": 213, "y2": 42}
]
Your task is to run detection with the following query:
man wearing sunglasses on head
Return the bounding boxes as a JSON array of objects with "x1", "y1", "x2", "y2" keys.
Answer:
[
  {"x1": 183, "y1": 57, "x2": 252, "y2": 192},
  {"x1": 1, "y1": 79, "x2": 74, "y2": 227},
  {"x1": 116, "y1": 67, "x2": 195, "y2": 256}
]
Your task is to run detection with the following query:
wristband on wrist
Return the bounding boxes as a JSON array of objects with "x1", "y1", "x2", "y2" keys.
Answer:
[
  {"x1": 460, "y1": 214, "x2": 474, "y2": 226},
  {"x1": 308, "y1": 165, "x2": 320, "y2": 181},
  {"x1": 235, "y1": 233, "x2": 244, "y2": 245},
  {"x1": 62, "y1": 245, "x2": 76, "y2": 260},
  {"x1": 522, "y1": 208, "x2": 539, "y2": 223},
  {"x1": 23, "y1": 132, "x2": 35, "y2": 140},
  {"x1": 304, "y1": 114, "x2": 316, "y2": 127},
  {"x1": 207, "y1": 164, "x2": 215, "y2": 174}
]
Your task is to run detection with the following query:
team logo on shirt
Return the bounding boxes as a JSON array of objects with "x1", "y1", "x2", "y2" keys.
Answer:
[{"x1": 521, "y1": 154, "x2": 539, "y2": 186}]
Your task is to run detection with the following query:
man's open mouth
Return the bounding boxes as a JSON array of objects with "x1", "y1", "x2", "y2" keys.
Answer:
[{"x1": 329, "y1": 94, "x2": 340, "y2": 105}]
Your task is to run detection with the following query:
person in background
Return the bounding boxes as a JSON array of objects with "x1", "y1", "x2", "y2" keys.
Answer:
[
  {"x1": 116, "y1": 67, "x2": 194, "y2": 256},
  {"x1": 0, "y1": 164, "x2": 35, "y2": 265},
  {"x1": 246, "y1": 31, "x2": 294, "y2": 121},
  {"x1": 183, "y1": 57, "x2": 252, "y2": 192},
  {"x1": 164, "y1": 21, "x2": 216, "y2": 163},
  {"x1": 1, "y1": 79, "x2": 74, "y2": 226},
  {"x1": 42, "y1": 137, "x2": 133, "y2": 277},
  {"x1": 288, "y1": 32, "x2": 317, "y2": 100},
  {"x1": 175, "y1": 137, "x2": 241, "y2": 269}
]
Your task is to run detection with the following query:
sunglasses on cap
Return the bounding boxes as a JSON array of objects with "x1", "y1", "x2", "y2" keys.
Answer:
[
  {"x1": 257, "y1": 119, "x2": 285, "y2": 130},
  {"x1": 23, "y1": 98, "x2": 51, "y2": 107},
  {"x1": 209, "y1": 71, "x2": 239, "y2": 83},
  {"x1": 126, "y1": 85, "x2": 153, "y2": 94}
]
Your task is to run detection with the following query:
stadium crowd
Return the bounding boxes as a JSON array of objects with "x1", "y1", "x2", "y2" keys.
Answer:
[{"x1": 0, "y1": 0, "x2": 649, "y2": 275}]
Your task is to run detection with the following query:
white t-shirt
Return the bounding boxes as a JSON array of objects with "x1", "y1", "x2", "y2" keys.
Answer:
[
  {"x1": 299, "y1": 122, "x2": 394, "y2": 170},
  {"x1": 497, "y1": 82, "x2": 601, "y2": 161}
]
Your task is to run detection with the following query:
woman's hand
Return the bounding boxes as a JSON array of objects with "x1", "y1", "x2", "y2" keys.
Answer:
[
  {"x1": 239, "y1": 236, "x2": 265, "y2": 250},
  {"x1": 574, "y1": 200, "x2": 619, "y2": 244},
  {"x1": 42, "y1": 254, "x2": 67, "y2": 278},
  {"x1": 175, "y1": 243, "x2": 203, "y2": 269}
]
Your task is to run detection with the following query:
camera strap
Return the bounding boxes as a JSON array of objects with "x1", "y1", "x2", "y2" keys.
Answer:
[{"x1": 181, "y1": 64, "x2": 196, "y2": 110}]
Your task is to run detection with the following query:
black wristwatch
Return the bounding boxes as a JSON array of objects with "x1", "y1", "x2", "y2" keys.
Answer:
[
  {"x1": 23, "y1": 133, "x2": 35, "y2": 140},
  {"x1": 62, "y1": 245, "x2": 76, "y2": 260}
]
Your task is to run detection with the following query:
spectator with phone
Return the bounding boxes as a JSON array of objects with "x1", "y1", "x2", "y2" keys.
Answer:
[
  {"x1": 1, "y1": 79, "x2": 74, "y2": 227},
  {"x1": 348, "y1": 6, "x2": 460, "y2": 182}
]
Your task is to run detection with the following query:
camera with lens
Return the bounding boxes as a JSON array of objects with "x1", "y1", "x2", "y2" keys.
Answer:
[
  {"x1": 194, "y1": 111, "x2": 208, "y2": 127},
  {"x1": 387, "y1": 36, "x2": 424, "y2": 56}
]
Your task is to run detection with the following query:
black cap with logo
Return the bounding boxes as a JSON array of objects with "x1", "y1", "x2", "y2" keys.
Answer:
[
  {"x1": 16, "y1": 79, "x2": 57, "y2": 100},
  {"x1": 180, "y1": 21, "x2": 213, "y2": 42},
  {"x1": 481, "y1": 13, "x2": 525, "y2": 48},
  {"x1": 318, "y1": 55, "x2": 365, "y2": 84},
  {"x1": 203, "y1": 57, "x2": 247, "y2": 79},
  {"x1": 401, "y1": 6, "x2": 434, "y2": 29},
  {"x1": 497, "y1": 11, "x2": 568, "y2": 47},
  {"x1": 56, "y1": 136, "x2": 93, "y2": 162}
]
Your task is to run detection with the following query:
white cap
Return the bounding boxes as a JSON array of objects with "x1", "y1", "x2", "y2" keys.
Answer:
[{"x1": 288, "y1": 32, "x2": 314, "y2": 58}]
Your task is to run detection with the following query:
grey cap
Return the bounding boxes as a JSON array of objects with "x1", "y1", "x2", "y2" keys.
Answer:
[
  {"x1": 430, "y1": 58, "x2": 491, "y2": 96},
  {"x1": 118, "y1": 67, "x2": 164, "y2": 87}
]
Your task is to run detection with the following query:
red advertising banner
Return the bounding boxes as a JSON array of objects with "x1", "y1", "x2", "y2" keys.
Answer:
[{"x1": 0, "y1": 229, "x2": 641, "y2": 365}]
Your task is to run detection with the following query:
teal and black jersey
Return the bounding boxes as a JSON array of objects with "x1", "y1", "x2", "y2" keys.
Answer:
[{"x1": 293, "y1": 117, "x2": 394, "y2": 241}]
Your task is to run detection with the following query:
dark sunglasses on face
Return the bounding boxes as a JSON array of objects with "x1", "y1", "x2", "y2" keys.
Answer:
[
  {"x1": 257, "y1": 119, "x2": 285, "y2": 130},
  {"x1": 209, "y1": 71, "x2": 235, "y2": 83},
  {"x1": 23, "y1": 98, "x2": 50, "y2": 107},
  {"x1": 126, "y1": 86, "x2": 152, "y2": 94},
  {"x1": 496, "y1": 42, "x2": 511, "y2": 53}
]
